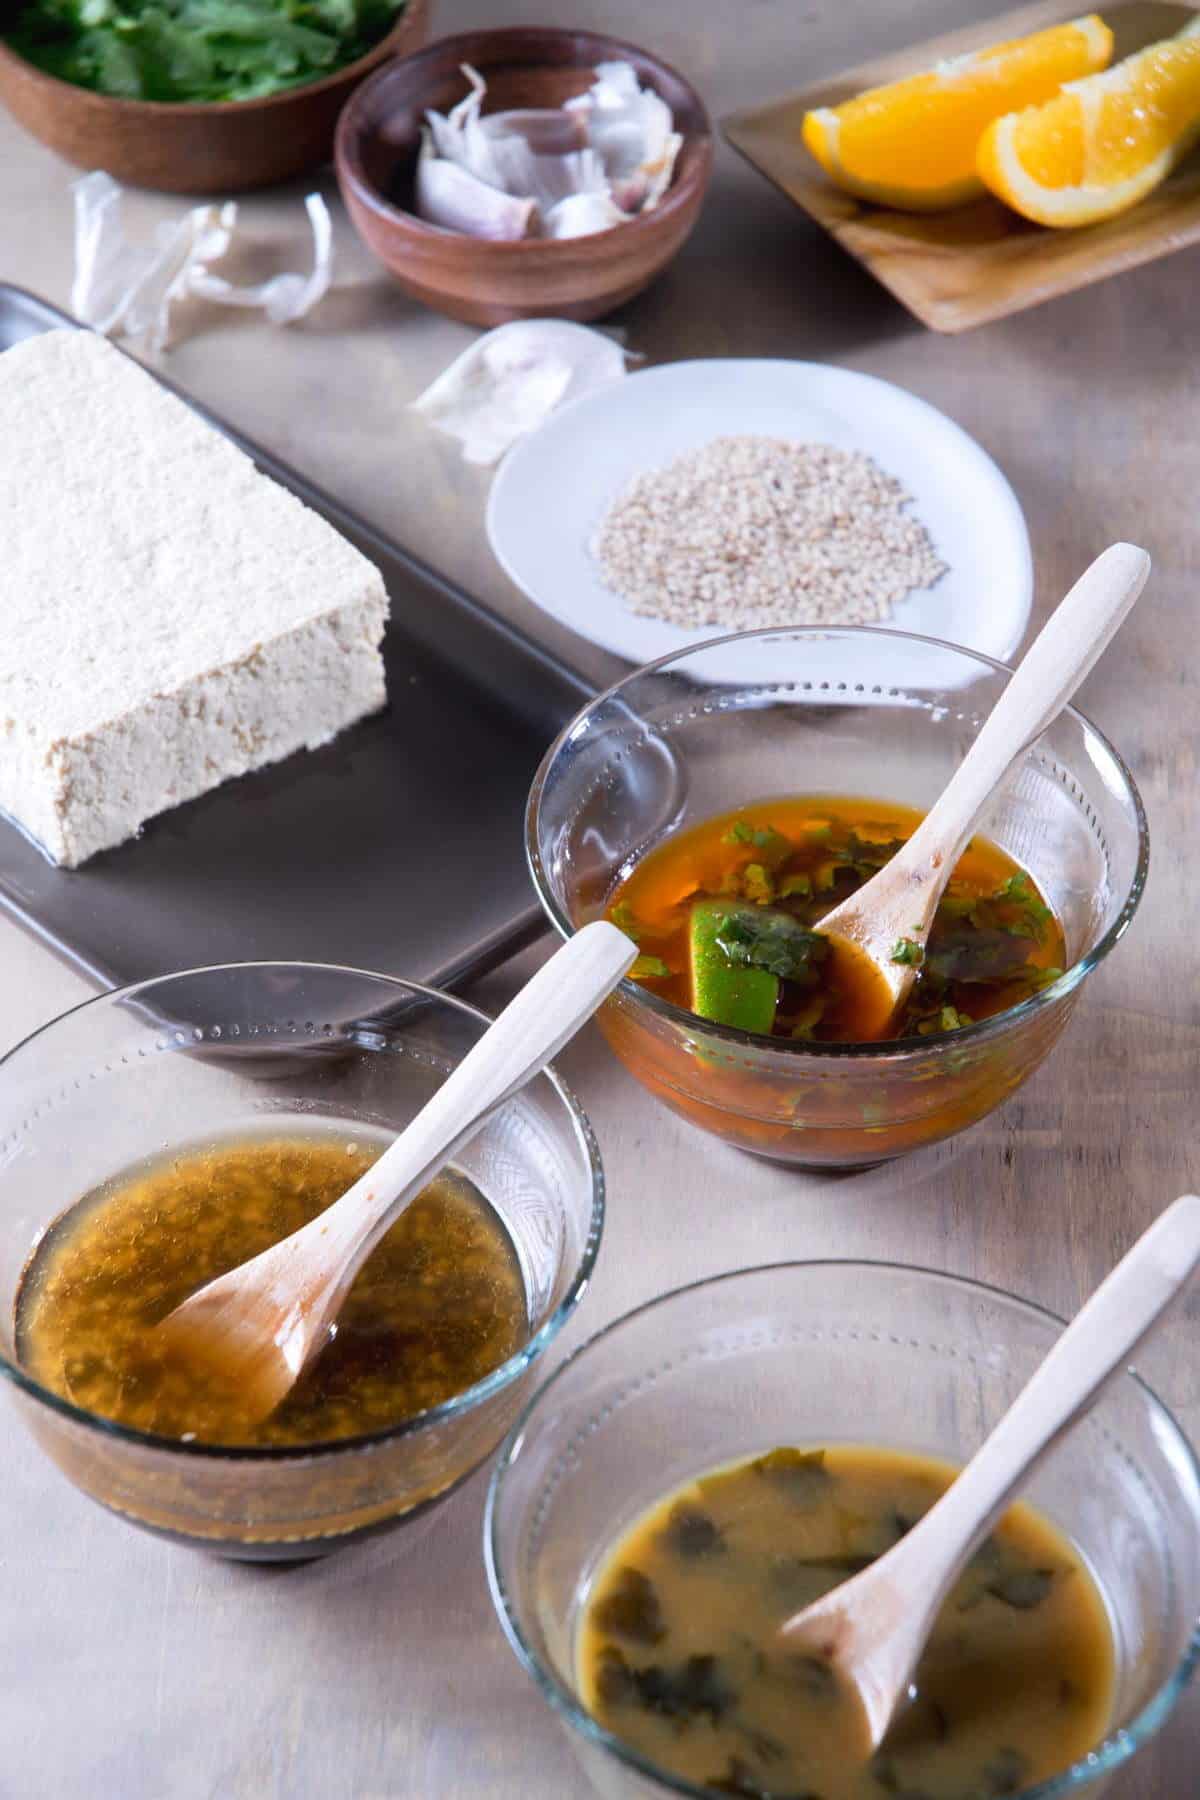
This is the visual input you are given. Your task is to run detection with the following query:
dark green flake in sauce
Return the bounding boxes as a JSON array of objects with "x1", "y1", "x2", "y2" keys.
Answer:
[
  {"x1": 751, "y1": 1446, "x2": 833, "y2": 1506},
  {"x1": 591, "y1": 1567, "x2": 667, "y2": 1646}
]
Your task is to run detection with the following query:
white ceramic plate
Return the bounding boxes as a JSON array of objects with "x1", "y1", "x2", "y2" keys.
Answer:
[{"x1": 487, "y1": 359, "x2": 1033, "y2": 693}]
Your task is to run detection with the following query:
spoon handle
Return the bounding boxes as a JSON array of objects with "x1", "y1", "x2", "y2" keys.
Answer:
[
  {"x1": 895, "y1": 1194, "x2": 1200, "y2": 1611},
  {"x1": 898, "y1": 542, "x2": 1150, "y2": 871},
  {"x1": 314, "y1": 921, "x2": 636, "y2": 1286}
]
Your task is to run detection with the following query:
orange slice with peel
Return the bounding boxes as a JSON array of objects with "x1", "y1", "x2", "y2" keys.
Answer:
[
  {"x1": 802, "y1": 15, "x2": 1113, "y2": 211},
  {"x1": 978, "y1": 16, "x2": 1200, "y2": 227}
]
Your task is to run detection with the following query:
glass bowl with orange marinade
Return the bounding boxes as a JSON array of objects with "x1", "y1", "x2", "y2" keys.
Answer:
[{"x1": 527, "y1": 627, "x2": 1147, "y2": 1167}]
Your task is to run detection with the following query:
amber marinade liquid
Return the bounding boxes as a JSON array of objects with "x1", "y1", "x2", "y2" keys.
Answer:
[
  {"x1": 607, "y1": 795, "x2": 1067, "y2": 1044},
  {"x1": 16, "y1": 1131, "x2": 528, "y2": 1448},
  {"x1": 578, "y1": 1445, "x2": 1115, "y2": 1800}
]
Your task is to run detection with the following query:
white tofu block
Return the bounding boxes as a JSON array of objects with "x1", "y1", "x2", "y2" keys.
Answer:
[{"x1": 0, "y1": 330, "x2": 389, "y2": 868}]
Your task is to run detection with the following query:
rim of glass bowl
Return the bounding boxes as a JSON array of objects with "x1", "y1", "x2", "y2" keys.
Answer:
[
  {"x1": 0, "y1": 961, "x2": 605, "y2": 1463},
  {"x1": 484, "y1": 1260, "x2": 1200, "y2": 1800},
  {"x1": 525, "y1": 624, "x2": 1150, "y2": 1059}
]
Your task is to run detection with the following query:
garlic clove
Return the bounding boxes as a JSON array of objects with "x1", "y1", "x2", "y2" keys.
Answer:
[
  {"x1": 416, "y1": 128, "x2": 537, "y2": 239},
  {"x1": 543, "y1": 191, "x2": 630, "y2": 240}
]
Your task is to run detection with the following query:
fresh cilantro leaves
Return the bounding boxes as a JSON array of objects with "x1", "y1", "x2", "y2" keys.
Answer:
[
  {"x1": 5, "y1": 0, "x2": 406, "y2": 103},
  {"x1": 713, "y1": 911, "x2": 830, "y2": 987}
]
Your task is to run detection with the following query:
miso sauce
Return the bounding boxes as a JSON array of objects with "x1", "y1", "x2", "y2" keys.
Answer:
[
  {"x1": 578, "y1": 1445, "x2": 1114, "y2": 1800},
  {"x1": 16, "y1": 1131, "x2": 528, "y2": 1447}
]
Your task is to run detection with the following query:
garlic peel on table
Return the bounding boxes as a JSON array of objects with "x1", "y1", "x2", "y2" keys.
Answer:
[
  {"x1": 416, "y1": 61, "x2": 682, "y2": 242},
  {"x1": 411, "y1": 319, "x2": 630, "y2": 465}
]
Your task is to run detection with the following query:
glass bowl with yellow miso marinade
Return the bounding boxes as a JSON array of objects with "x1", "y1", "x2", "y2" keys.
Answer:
[
  {"x1": 0, "y1": 963, "x2": 603, "y2": 1558},
  {"x1": 527, "y1": 626, "x2": 1148, "y2": 1167},
  {"x1": 486, "y1": 1265, "x2": 1200, "y2": 1800}
]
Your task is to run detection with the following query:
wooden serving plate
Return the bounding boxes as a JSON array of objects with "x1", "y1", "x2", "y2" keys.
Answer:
[{"x1": 723, "y1": 0, "x2": 1200, "y2": 332}]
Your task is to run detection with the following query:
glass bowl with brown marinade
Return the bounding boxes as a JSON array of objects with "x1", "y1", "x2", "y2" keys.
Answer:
[
  {"x1": 526, "y1": 627, "x2": 1148, "y2": 1169},
  {"x1": 0, "y1": 962, "x2": 603, "y2": 1558},
  {"x1": 486, "y1": 1263, "x2": 1200, "y2": 1800}
]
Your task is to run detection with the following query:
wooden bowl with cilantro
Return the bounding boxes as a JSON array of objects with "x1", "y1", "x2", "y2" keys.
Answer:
[{"x1": 0, "y1": 0, "x2": 429, "y2": 193}]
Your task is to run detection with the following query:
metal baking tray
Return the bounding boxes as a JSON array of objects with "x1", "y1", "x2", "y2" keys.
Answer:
[{"x1": 0, "y1": 286, "x2": 595, "y2": 994}]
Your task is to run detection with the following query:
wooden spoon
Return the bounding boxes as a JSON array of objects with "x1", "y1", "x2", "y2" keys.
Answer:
[
  {"x1": 157, "y1": 920, "x2": 637, "y2": 1424},
  {"x1": 814, "y1": 542, "x2": 1151, "y2": 1038},
  {"x1": 780, "y1": 1192, "x2": 1200, "y2": 1751}
]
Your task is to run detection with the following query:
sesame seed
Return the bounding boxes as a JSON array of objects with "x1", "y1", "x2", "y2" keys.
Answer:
[{"x1": 591, "y1": 435, "x2": 947, "y2": 631}]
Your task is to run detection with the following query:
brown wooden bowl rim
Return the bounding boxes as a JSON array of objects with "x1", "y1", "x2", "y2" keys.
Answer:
[
  {"x1": 0, "y1": 0, "x2": 424, "y2": 118},
  {"x1": 334, "y1": 24, "x2": 714, "y2": 258}
]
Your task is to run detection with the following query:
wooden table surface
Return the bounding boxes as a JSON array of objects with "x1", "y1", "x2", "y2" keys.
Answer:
[{"x1": 1, "y1": 1, "x2": 1197, "y2": 1795}]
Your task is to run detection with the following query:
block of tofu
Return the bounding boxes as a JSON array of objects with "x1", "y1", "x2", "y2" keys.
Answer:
[{"x1": 0, "y1": 330, "x2": 389, "y2": 868}]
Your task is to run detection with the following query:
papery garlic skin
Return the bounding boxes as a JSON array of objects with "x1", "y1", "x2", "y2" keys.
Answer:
[
  {"x1": 564, "y1": 60, "x2": 681, "y2": 210},
  {"x1": 71, "y1": 171, "x2": 333, "y2": 354},
  {"x1": 412, "y1": 320, "x2": 629, "y2": 464}
]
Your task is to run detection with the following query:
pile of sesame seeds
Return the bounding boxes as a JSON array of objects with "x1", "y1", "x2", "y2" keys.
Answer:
[{"x1": 591, "y1": 434, "x2": 947, "y2": 631}]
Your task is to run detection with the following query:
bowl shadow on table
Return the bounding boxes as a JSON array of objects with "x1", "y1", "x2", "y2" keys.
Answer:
[{"x1": 621, "y1": 189, "x2": 920, "y2": 362}]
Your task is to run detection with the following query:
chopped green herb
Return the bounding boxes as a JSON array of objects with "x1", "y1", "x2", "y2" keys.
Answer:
[
  {"x1": 985, "y1": 1568, "x2": 1056, "y2": 1611},
  {"x1": 724, "y1": 821, "x2": 792, "y2": 865},
  {"x1": 591, "y1": 1567, "x2": 666, "y2": 1645},
  {"x1": 915, "y1": 1005, "x2": 972, "y2": 1035},
  {"x1": 706, "y1": 1758, "x2": 824, "y2": 1799},
  {"x1": 661, "y1": 1502, "x2": 725, "y2": 1559},
  {"x1": 778, "y1": 871, "x2": 813, "y2": 900},
  {"x1": 594, "y1": 1644, "x2": 636, "y2": 1706},
  {"x1": 751, "y1": 1446, "x2": 832, "y2": 1506},
  {"x1": 996, "y1": 872, "x2": 1051, "y2": 924},
  {"x1": 4, "y1": 0, "x2": 408, "y2": 103},
  {"x1": 845, "y1": 832, "x2": 908, "y2": 877},
  {"x1": 610, "y1": 902, "x2": 642, "y2": 942},
  {"x1": 982, "y1": 1748, "x2": 1031, "y2": 1794},
  {"x1": 792, "y1": 1552, "x2": 875, "y2": 1576},
  {"x1": 629, "y1": 1653, "x2": 736, "y2": 1724},
  {"x1": 784, "y1": 995, "x2": 827, "y2": 1040},
  {"x1": 714, "y1": 912, "x2": 830, "y2": 987},
  {"x1": 734, "y1": 1722, "x2": 786, "y2": 1766},
  {"x1": 787, "y1": 1654, "x2": 838, "y2": 1701},
  {"x1": 631, "y1": 954, "x2": 671, "y2": 980},
  {"x1": 890, "y1": 937, "x2": 924, "y2": 967},
  {"x1": 742, "y1": 862, "x2": 775, "y2": 906}
]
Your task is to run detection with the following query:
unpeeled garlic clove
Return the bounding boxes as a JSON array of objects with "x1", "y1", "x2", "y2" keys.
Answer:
[
  {"x1": 416, "y1": 128, "x2": 537, "y2": 240},
  {"x1": 543, "y1": 191, "x2": 631, "y2": 239}
]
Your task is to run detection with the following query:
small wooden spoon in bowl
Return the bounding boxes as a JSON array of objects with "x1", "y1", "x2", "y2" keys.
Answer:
[
  {"x1": 780, "y1": 1193, "x2": 1200, "y2": 1751},
  {"x1": 815, "y1": 542, "x2": 1151, "y2": 1039},
  {"x1": 157, "y1": 920, "x2": 637, "y2": 1425}
]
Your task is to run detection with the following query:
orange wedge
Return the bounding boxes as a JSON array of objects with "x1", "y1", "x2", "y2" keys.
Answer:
[
  {"x1": 802, "y1": 15, "x2": 1113, "y2": 210},
  {"x1": 978, "y1": 17, "x2": 1200, "y2": 226}
]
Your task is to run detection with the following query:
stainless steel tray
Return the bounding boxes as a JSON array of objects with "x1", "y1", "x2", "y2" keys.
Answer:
[{"x1": 0, "y1": 287, "x2": 594, "y2": 994}]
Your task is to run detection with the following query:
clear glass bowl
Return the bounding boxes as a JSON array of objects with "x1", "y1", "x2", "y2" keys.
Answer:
[
  {"x1": 486, "y1": 1263, "x2": 1200, "y2": 1800},
  {"x1": 0, "y1": 963, "x2": 603, "y2": 1559},
  {"x1": 526, "y1": 627, "x2": 1148, "y2": 1168}
]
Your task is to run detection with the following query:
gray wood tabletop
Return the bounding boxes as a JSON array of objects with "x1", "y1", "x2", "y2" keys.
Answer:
[{"x1": 1, "y1": 0, "x2": 1197, "y2": 1795}]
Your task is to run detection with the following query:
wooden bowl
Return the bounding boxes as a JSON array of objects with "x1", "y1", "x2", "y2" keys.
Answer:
[
  {"x1": 0, "y1": 0, "x2": 429, "y2": 195},
  {"x1": 334, "y1": 27, "x2": 713, "y2": 325}
]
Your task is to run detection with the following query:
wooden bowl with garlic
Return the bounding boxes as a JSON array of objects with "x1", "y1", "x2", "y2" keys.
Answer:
[{"x1": 334, "y1": 26, "x2": 713, "y2": 325}]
